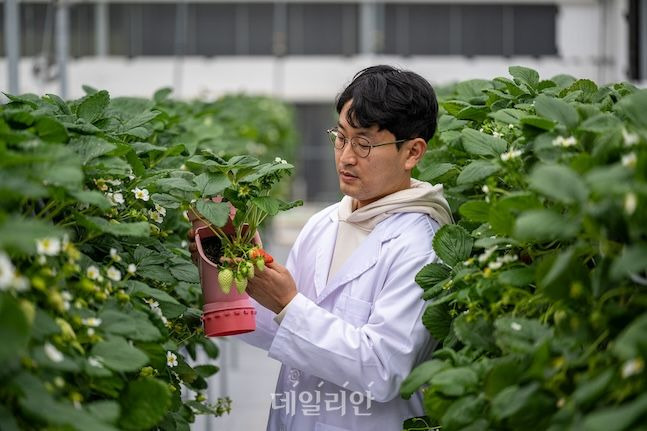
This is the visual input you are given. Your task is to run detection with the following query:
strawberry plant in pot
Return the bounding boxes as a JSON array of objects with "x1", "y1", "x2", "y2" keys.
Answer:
[{"x1": 184, "y1": 154, "x2": 302, "y2": 336}]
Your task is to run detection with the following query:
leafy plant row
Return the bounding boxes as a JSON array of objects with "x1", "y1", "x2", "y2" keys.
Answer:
[
  {"x1": 0, "y1": 87, "x2": 296, "y2": 430},
  {"x1": 402, "y1": 66, "x2": 647, "y2": 431}
]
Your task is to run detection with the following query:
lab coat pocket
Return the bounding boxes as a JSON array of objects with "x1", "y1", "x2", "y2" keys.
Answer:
[
  {"x1": 315, "y1": 422, "x2": 352, "y2": 431},
  {"x1": 337, "y1": 294, "x2": 372, "y2": 327}
]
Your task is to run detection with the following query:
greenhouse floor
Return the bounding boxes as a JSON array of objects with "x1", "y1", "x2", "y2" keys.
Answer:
[{"x1": 192, "y1": 204, "x2": 329, "y2": 431}]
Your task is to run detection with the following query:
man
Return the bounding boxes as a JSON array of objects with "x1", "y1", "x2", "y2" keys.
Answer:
[{"x1": 192, "y1": 65, "x2": 452, "y2": 430}]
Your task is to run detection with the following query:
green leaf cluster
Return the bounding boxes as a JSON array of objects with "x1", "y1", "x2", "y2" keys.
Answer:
[
  {"x1": 0, "y1": 88, "x2": 294, "y2": 429},
  {"x1": 407, "y1": 66, "x2": 647, "y2": 430}
]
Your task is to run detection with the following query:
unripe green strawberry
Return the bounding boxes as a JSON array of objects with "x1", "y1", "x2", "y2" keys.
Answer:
[
  {"x1": 218, "y1": 269, "x2": 234, "y2": 294},
  {"x1": 244, "y1": 261, "x2": 255, "y2": 279},
  {"x1": 235, "y1": 276, "x2": 248, "y2": 294},
  {"x1": 256, "y1": 258, "x2": 265, "y2": 271}
]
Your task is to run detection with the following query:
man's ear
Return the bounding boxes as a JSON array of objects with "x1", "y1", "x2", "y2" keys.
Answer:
[{"x1": 404, "y1": 138, "x2": 427, "y2": 170}]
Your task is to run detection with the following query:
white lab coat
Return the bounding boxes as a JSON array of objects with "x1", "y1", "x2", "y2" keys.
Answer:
[{"x1": 238, "y1": 203, "x2": 439, "y2": 431}]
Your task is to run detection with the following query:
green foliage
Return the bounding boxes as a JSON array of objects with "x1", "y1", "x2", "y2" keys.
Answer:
[
  {"x1": 407, "y1": 66, "x2": 647, "y2": 430},
  {"x1": 0, "y1": 89, "x2": 295, "y2": 429}
]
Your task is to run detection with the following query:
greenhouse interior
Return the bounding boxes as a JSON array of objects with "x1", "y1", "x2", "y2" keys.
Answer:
[{"x1": 1, "y1": 0, "x2": 646, "y2": 430}]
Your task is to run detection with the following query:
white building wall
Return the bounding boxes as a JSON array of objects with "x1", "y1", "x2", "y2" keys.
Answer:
[{"x1": 0, "y1": 0, "x2": 634, "y2": 101}]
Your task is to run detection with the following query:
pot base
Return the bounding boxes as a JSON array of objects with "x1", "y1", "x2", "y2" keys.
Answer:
[{"x1": 202, "y1": 306, "x2": 257, "y2": 337}]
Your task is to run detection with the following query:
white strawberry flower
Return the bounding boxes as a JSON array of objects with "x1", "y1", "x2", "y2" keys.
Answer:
[
  {"x1": 501, "y1": 254, "x2": 519, "y2": 263},
  {"x1": 488, "y1": 261, "x2": 503, "y2": 270},
  {"x1": 82, "y1": 317, "x2": 102, "y2": 327},
  {"x1": 478, "y1": 246, "x2": 497, "y2": 264},
  {"x1": 622, "y1": 128, "x2": 639, "y2": 146},
  {"x1": 500, "y1": 149, "x2": 522, "y2": 162},
  {"x1": 36, "y1": 237, "x2": 61, "y2": 256},
  {"x1": 144, "y1": 298, "x2": 160, "y2": 309},
  {"x1": 166, "y1": 351, "x2": 178, "y2": 368},
  {"x1": 492, "y1": 131, "x2": 503, "y2": 138},
  {"x1": 148, "y1": 210, "x2": 164, "y2": 224},
  {"x1": 110, "y1": 248, "x2": 122, "y2": 262},
  {"x1": 154, "y1": 204, "x2": 167, "y2": 216},
  {"x1": 106, "y1": 266, "x2": 122, "y2": 282},
  {"x1": 132, "y1": 187, "x2": 150, "y2": 201},
  {"x1": 624, "y1": 193, "x2": 637, "y2": 215},
  {"x1": 112, "y1": 192, "x2": 125, "y2": 205},
  {"x1": 621, "y1": 358, "x2": 644, "y2": 378},
  {"x1": 12, "y1": 276, "x2": 29, "y2": 292},
  {"x1": 552, "y1": 136, "x2": 577, "y2": 148},
  {"x1": 0, "y1": 252, "x2": 16, "y2": 290},
  {"x1": 482, "y1": 185, "x2": 490, "y2": 194},
  {"x1": 61, "y1": 290, "x2": 72, "y2": 311},
  {"x1": 622, "y1": 152, "x2": 637, "y2": 169},
  {"x1": 510, "y1": 322, "x2": 523, "y2": 331},
  {"x1": 86, "y1": 265, "x2": 100, "y2": 280},
  {"x1": 157, "y1": 310, "x2": 169, "y2": 326},
  {"x1": 88, "y1": 356, "x2": 104, "y2": 368},
  {"x1": 44, "y1": 342, "x2": 64, "y2": 363},
  {"x1": 127, "y1": 263, "x2": 137, "y2": 274},
  {"x1": 87, "y1": 328, "x2": 95, "y2": 336}
]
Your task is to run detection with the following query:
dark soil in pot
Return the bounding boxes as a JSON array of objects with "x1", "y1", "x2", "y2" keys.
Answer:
[{"x1": 201, "y1": 236, "x2": 222, "y2": 265}]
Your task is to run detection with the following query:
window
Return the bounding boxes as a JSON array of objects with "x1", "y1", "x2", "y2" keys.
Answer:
[
  {"x1": 512, "y1": 5, "x2": 557, "y2": 56},
  {"x1": 70, "y1": 4, "x2": 95, "y2": 58},
  {"x1": 629, "y1": 0, "x2": 647, "y2": 80},
  {"x1": 109, "y1": 4, "x2": 177, "y2": 56},
  {"x1": 383, "y1": 3, "x2": 557, "y2": 57},
  {"x1": 192, "y1": 3, "x2": 274, "y2": 56},
  {"x1": 384, "y1": 4, "x2": 453, "y2": 55},
  {"x1": 0, "y1": 3, "x2": 94, "y2": 57},
  {"x1": 287, "y1": 3, "x2": 358, "y2": 55},
  {"x1": 109, "y1": 3, "x2": 274, "y2": 56}
]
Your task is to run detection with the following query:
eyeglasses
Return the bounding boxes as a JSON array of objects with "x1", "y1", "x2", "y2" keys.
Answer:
[{"x1": 325, "y1": 127, "x2": 409, "y2": 158}]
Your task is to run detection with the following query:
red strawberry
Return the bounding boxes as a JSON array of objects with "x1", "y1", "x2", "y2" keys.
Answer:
[{"x1": 260, "y1": 249, "x2": 274, "y2": 264}]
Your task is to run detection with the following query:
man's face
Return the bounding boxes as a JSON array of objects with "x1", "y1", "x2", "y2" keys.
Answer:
[{"x1": 334, "y1": 100, "x2": 417, "y2": 208}]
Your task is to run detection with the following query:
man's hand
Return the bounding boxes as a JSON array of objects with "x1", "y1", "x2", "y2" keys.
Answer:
[{"x1": 246, "y1": 262, "x2": 297, "y2": 314}]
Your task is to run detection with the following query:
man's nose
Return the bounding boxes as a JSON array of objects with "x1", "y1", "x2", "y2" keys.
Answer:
[{"x1": 339, "y1": 141, "x2": 358, "y2": 164}]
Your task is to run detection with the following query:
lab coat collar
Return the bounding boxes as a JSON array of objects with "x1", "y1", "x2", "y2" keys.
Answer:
[{"x1": 314, "y1": 212, "x2": 401, "y2": 305}]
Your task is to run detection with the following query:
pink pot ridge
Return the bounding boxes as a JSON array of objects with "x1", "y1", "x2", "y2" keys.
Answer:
[{"x1": 189, "y1": 199, "x2": 257, "y2": 337}]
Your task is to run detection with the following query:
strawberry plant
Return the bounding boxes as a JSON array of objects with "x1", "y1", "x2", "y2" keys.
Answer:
[
  {"x1": 185, "y1": 154, "x2": 301, "y2": 293},
  {"x1": 0, "y1": 88, "x2": 295, "y2": 430},
  {"x1": 403, "y1": 66, "x2": 647, "y2": 431}
]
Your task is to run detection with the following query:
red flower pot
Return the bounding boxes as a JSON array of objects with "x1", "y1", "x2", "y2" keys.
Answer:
[{"x1": 188, "y1": 201, "x2": 257, "y2": 337}]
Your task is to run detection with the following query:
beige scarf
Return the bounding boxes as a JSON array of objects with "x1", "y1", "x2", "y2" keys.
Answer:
[{"x1": 326, "y1": 179, "x2": 453, "y2": 284}]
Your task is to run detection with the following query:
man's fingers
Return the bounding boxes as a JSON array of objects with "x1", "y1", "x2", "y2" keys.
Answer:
[{"x1": 187, "y1": 228, "x2": 195, "y2": 240}]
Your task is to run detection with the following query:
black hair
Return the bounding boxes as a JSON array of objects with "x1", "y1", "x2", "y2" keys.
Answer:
[{"x1": 335, "y1": 65, "x2": 439, "y2": 147}]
